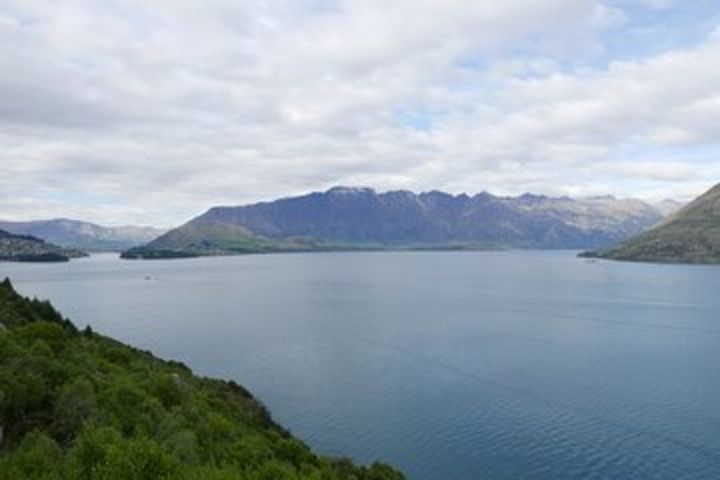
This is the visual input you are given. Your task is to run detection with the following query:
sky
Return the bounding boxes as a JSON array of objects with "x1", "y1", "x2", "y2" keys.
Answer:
[{"x1": 1, "y1": 0, "x2": 719, "y2": 226}]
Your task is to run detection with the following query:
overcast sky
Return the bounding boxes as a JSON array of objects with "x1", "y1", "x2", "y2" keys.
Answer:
[{"x1": 1, "y1": 0, "x2": 719, "y2": 226}]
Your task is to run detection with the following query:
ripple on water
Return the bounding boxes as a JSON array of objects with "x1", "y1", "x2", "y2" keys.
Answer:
[{"x1": 5, "y1": 252, "x2": 720, "y2": 480}]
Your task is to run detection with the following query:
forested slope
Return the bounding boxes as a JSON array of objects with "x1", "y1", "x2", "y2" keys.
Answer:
[{"x1": 0, "y1": 279, "x2": 403, "y2": 480}]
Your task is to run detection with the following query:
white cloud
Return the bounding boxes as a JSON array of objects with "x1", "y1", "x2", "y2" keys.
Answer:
[{"x1": 0, "y1": 0, "x2": 717, "y2": 225}]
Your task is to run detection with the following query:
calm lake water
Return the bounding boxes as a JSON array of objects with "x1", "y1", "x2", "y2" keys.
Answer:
[{"x1": 2, "y1": 251, "x2": 720, "y2": 480}]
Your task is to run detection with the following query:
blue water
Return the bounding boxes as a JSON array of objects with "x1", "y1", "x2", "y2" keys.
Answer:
[{"x1": 2, "y1": 251, "x2": 720, "y2": 480}]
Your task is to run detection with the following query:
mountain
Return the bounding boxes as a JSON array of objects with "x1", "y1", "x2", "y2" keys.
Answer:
[
  {"x1": 0, "y1": 219, "x2": 166, "y2": 252},
  {"x1": 581, "y1": 183, "x2": 720, "y2": 264},
  {"x1": 0, "y1": 278, "x2": 403, "y2": 479},
  {"x1": 0, "y1": 229, "x2": 87, "y2": 262},
  {"x1": 652, "y1": 198, "x2": 685, "y2": 216},
  {"x1": 123, "y1": 187, "x2": 667, "y2": 259},
  {"x1": 123, "y1": 218, "x2": 316, "y2": 259}
]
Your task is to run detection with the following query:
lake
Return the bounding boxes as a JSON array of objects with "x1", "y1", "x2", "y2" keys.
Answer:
[{"x1": 2, "y1": 251, "x2": 720, "y2": 479}]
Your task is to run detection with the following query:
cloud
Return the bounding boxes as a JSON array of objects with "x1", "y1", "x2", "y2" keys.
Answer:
[
  {"x1": 0, "y1": 1, "x2": 717, "y2": 225},
  {"x1": 634, "y1": 0, "x2": 674, "y2": 9}
]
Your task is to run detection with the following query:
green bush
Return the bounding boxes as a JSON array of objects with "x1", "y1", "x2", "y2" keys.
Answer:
[{"x1": 0, "y1": 280, "x2": 405, "y2": 480}]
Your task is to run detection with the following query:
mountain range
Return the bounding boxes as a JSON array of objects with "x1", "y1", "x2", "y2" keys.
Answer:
[
  {"x1": 0, "y1": 229, "x2": 87, "y2": 262},
  {"x1": 582, "y1": 183, "x2": 720, "y2": 263},
  {"x1": 0, "y1": 219, "x2": 166, "y2": 252},
  {"x1": 123, "y1": 187, "x2": 675, "y2": 258}
]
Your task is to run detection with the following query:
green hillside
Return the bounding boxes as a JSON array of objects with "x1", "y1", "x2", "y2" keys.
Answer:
[
  {"x1": 582, "y1": 183, "x2": 720, "y2": 263},
  {"x1": 0, "y1": 279, "x2": 403, "y2": 480},
  {"x1": 121, "y1": 220, "x2": 316, "y2": 259}
]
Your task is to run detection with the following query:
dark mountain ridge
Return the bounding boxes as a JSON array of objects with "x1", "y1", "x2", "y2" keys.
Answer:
[{"x1": 124, "y1": 187, "x2": 668, "y2": 258}]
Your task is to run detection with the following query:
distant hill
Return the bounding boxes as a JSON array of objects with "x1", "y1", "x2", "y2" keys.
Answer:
[
  {"x1": 123, "y1": 187, "x2": 667, "y2": 259},
  {"x1": 0, "y1": 229, "x2": 87, "y2": 262},
  {"x1": 0, "y1": 219, "x2": 165, "y2": 252},
  {"x1": 581, "y1": 183, "x2": 720, "y2": 264}
]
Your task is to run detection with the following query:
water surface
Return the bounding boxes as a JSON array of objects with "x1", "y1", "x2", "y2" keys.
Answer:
[{"x1": 2, "y1": 251, "x2": 720, "y2": 480}]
